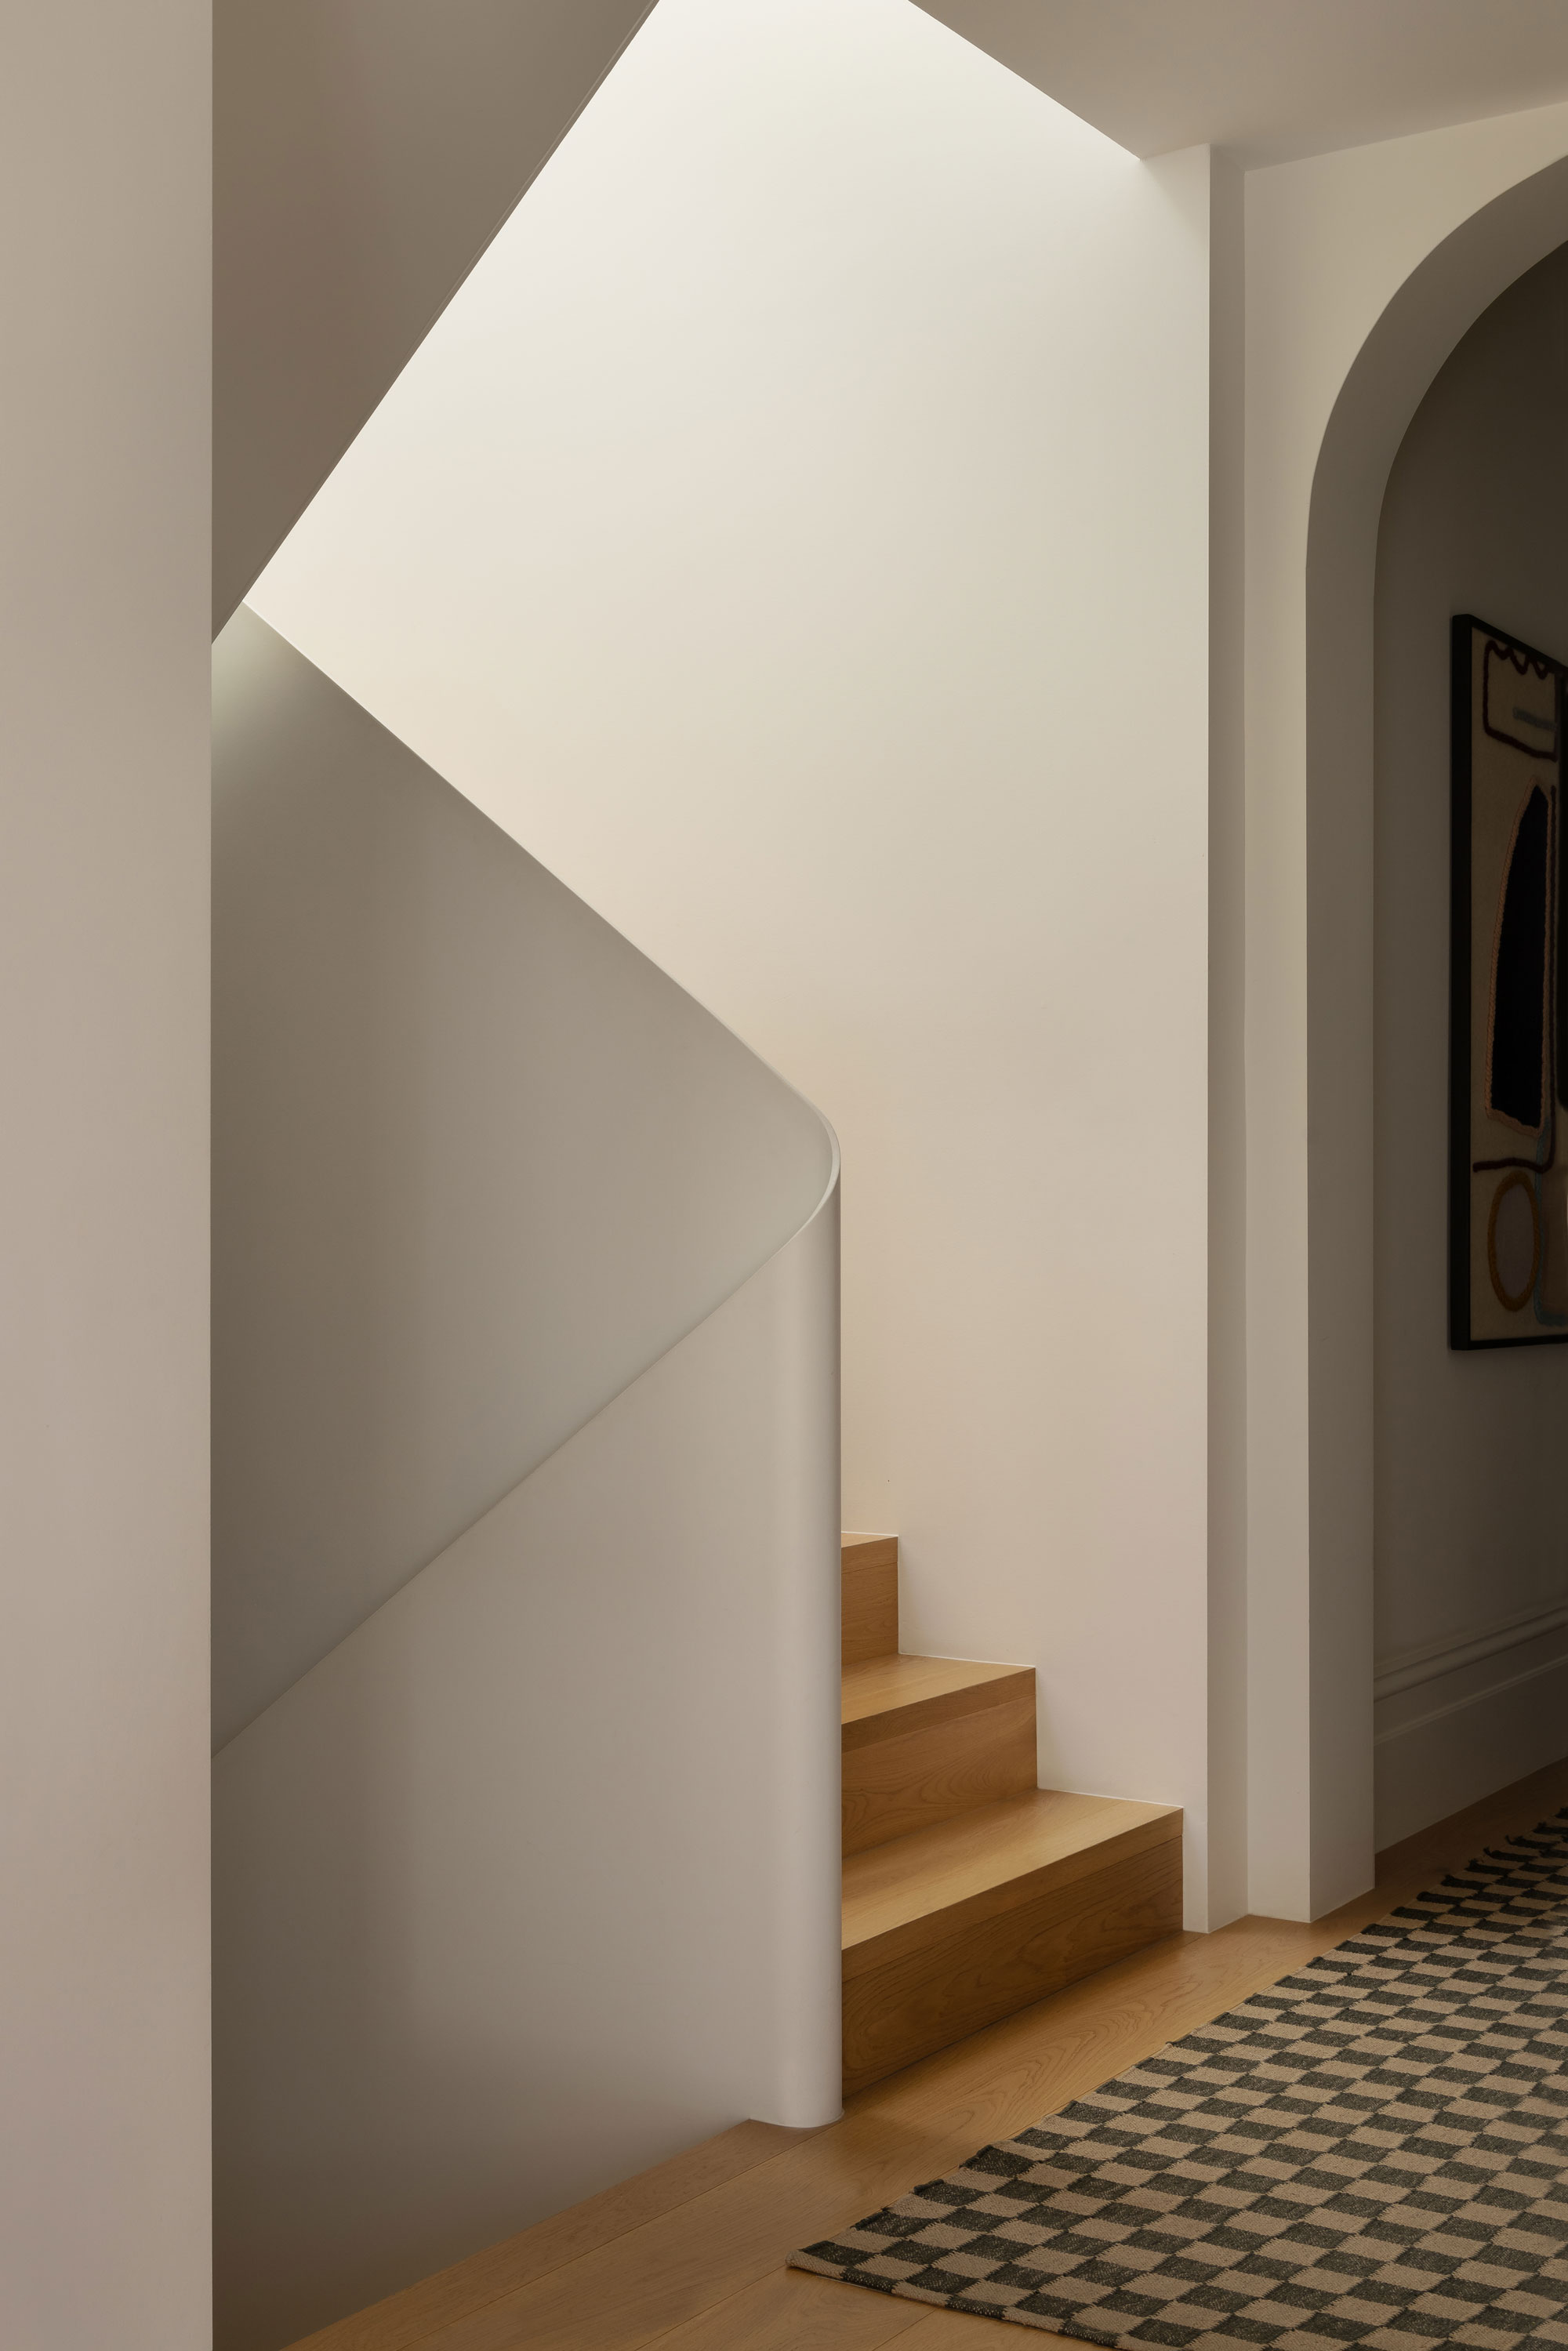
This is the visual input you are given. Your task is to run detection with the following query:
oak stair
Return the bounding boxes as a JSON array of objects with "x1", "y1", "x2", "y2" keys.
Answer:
[{"x1": 840, "y1": 1531, "x2": 1181, "y2": 2094}]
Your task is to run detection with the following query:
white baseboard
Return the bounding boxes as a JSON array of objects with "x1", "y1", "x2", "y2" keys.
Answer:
[{"x1": 1374, "y1": 1627, "x2": 1568, "y2": 1848}]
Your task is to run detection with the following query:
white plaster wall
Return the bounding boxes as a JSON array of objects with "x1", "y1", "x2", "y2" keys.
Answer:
[
  {"x1": 0, "y1": 5, "x2": 211, "y2": 2344},
  {"x1": 249, "y1": 0, "x2": 1221, "y2": 1920},
  {"x1": 1373, "y1": 244, "x2": 1568, "y2": 1845},
  {"x1": 1245, "y1": 100, "x2": 1568, "y2": 1918},
  {"x1": 215, "y1": 1189, "x2": 840, "y2": 2351}
]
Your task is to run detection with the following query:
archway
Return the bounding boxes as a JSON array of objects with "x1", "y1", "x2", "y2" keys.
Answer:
[
  {"x1": 1370, "y1": 239, "x2": 1568, "y2": 1845},
  {"x1": 1299, "y1": 153, "x2": 1568, "y2": 1912}
]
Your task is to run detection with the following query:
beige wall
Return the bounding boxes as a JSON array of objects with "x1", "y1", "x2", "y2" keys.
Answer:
[
  {"x1": 249, "y1": 0, "x2": 1226, "y2": 1922},
  {"x1": 1372, "y1": 242, "x2": 1568, "y2": 1841},
  {"x1": 0, "y1": 5, "x2": 211, "y2": 2344}
]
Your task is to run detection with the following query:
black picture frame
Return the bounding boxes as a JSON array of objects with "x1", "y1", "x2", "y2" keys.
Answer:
[{"x1": 1450, "y1": 611, "x2": 1568, "y2": 1348}]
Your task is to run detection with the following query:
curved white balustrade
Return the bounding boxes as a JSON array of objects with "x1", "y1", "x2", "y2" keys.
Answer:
[
  {"x1": 214, "y1": 609, "x2": 836, "y2": 1747},
  {"x1": 212, "y1": 611, "x2": 840, "y2": 2349}
]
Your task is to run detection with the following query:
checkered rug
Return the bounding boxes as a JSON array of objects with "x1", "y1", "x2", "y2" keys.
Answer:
[{"x1": 790, "y1": 1814, "x2": 1568, "y2": 2345}]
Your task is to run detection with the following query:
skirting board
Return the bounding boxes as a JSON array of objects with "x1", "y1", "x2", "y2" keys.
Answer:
[{"x1": 1375, "y1": 1642, "x2": 1568, "y2": 1846}]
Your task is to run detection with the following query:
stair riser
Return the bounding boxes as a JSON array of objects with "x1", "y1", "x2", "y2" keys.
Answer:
[
  {"x1": 842, "y1": 1836, "x2": 1183, "y2": 2095},
  {"x1": 841, "y1": 1538, "x2": 898, "y2": 1665},
  {"x1": 842, "y1": 1689, "x2": 1036, "y2": 1856}
]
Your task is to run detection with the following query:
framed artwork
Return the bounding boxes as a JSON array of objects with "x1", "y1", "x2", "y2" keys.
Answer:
[{"x1": 1450, "y1": 613, "x2": 1568, "y2": 1347}]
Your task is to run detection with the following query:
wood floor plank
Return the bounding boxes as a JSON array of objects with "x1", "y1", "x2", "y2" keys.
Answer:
[
  {"x1": 303, "y1": 1754, "x2": 1568, "y2": 2351},
  {"x1": 408, "y1": 1932, "x2": 1265, "y2": 2351},
  {"x1": 643, "y1": 2266, "x2": 930, "y2": 2348},
  {"x1": 897, "y1": 2313, "x2": 1017, "y2": 2341},
  {"x1": 285, "y1": 2122, "x2": 815, "y2": 2351},
  {"x1": 344, "y1": 2020, "x2": 1093, "y2": 2351}
]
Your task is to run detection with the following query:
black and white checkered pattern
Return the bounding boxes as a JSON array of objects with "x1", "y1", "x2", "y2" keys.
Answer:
[{"x1": 791, "y1": 1814, "x2": 1568, "y2": 2345}]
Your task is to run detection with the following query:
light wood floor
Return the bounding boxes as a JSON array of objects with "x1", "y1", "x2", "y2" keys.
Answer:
[{"x1": 296, "y1": 1757, "x2": 1568, "y2": 2351}]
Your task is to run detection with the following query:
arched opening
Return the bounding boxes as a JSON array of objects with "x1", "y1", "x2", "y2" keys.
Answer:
[
  {"x1": 1301, "y1": 154, "x2": 1568, "y2": 1910},
  {"x1": 1373, "y1": 240, "x2": 1568, "y2": 1838}
]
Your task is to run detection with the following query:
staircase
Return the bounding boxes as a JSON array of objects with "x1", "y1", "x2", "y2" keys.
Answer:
[{"x1": 840, "y1": 1533, "x2": 1182, "y2": 2094}]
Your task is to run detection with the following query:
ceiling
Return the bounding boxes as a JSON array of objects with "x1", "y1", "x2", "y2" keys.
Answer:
[{"x1": 912, "y1": 0, "x2": 1568, "y2": 165}]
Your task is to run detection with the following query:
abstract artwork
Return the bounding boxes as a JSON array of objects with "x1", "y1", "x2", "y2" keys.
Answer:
[{"x1": 1450, "y1": 614, "x2": 1568, "y2": 1346}]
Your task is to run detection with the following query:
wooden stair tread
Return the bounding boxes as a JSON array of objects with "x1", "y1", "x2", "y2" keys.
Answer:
[
  {"x1": 835, "y1": 1526, "x2": 1184, "y2": 2094},
  {"x1": 840, "y1": 1651, "x2": 1026, "y2": 1732},
  {"x1": 841, "y1": 1787, "x2": 1181, "y2": 1954}
]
